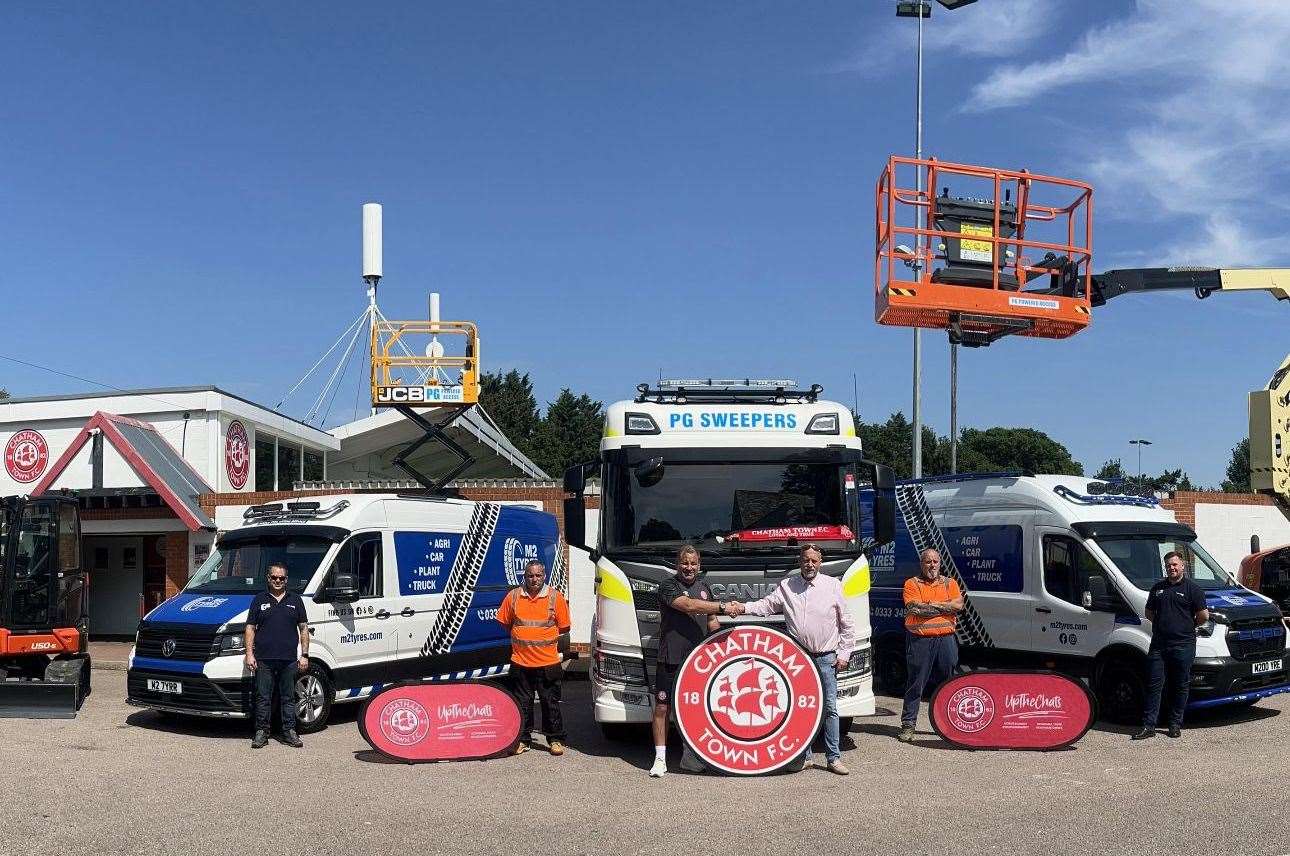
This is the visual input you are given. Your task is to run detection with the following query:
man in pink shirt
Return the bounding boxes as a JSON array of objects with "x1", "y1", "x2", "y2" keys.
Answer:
[{"x1": 725, "y1": 543, "x2": 854, "y2": 775}]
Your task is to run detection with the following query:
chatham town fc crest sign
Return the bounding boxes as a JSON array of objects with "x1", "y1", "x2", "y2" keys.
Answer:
[
  {"x1": 224, "y1": 420, "x2": 250, "y2": 490},
  {"x1": 675, "y1": 626, "x2": 823, "y2": 775},
  {"x1": 5, "y1": 429, "x2": 49, "y2": 484}
]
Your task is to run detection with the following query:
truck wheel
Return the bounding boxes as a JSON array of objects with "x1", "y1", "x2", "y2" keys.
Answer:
[
  {"x1": 294, "y1": 664, "x2": 333, "y2": 734},
  {"x1": 1096, "y1": 660, "x2": 1145, "y2": 725},
  {"x1": 598, "y1": 722, "x2": 648, "y2": 743}
]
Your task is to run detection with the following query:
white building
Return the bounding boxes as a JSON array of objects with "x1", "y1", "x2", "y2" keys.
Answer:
[{"x1": 0, "y1": 386, "x2": 547, "y2": 637}]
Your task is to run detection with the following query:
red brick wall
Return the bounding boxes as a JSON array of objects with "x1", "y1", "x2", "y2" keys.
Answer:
[
  {"x1": 1161, "y1": 491, "x2": 1275, "y2": 527},
  {"x1": 163, "y1": 531, "x2": 189, "y2": 597}
]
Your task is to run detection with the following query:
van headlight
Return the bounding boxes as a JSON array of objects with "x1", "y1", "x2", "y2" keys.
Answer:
[{"x1": 215, "y1": 634, "x2": 246, "y2": 655}]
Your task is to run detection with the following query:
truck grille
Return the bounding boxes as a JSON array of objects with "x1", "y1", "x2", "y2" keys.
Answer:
[
  {"x1": 135, "y1": 626, "x2": 219, "y2": 661},
  {"x1": 1226, "y1": 617, "x2": 1286, "y2": 661},
  {"x1": 128, "y1": 670, "x2": 250, "y2": 714}
]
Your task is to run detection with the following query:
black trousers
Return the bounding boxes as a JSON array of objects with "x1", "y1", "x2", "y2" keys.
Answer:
[
  {"x1": 254, "y1": 659, "x2": 297, "y2": 732},
  {"x1": 510, "y1": 664, "x2": 566, "y2": 742},
  {"x1": 1142, "y1": 642, "x2": 1194, "y2": 729}
]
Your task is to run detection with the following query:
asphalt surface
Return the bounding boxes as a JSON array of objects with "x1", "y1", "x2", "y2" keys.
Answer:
[{"x1": 2, "y1": 677, "x2": 1289, "y2": 856}]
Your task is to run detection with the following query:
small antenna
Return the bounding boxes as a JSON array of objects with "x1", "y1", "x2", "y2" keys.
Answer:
[{"x1": 852, "y1": 372, "x2": 859, "y2": 419}]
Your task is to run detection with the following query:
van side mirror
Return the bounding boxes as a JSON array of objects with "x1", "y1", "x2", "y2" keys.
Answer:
[
  {"x1": 1081, "y1": 590, "x2": 1093, "y2": 609},
  {"x1": 869, "y1": 463, "x2": 896, "y2": 546},
  {"x1": 326, "y1": 572, "x2": 360, "y2": 603}
]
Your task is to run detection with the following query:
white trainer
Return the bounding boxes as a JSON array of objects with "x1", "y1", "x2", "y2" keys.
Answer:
[{"x1": 649, "y1": 757, "x2": 667, "y2": 778}]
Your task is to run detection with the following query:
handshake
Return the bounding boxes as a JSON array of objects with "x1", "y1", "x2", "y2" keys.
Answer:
[{"x1": 720, "y1": 601, "x2": 745, "y2": 617}]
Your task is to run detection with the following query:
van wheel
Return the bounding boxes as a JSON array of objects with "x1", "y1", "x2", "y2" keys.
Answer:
[
  {"x1": 1096, "y1": 660, "x2": 1145, "y2": 725},
  {"x1": 294, "y1": 664, "x2": 333, "y2": 734},
  {"x1": 874, "y1": 644, "x2": 907, "y2": 695}
]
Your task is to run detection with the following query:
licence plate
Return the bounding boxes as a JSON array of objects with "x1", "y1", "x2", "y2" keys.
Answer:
[
  {"x1": 147, "y1": 679, "x2": 182, "y2": 694},
  {"x1": 1253, "y1": 659, "x2": 1282, "y2": 675}
]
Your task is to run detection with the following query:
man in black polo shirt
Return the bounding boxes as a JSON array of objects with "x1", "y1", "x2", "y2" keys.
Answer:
[
  {"x1": 244, "y1": 562, "x2": 310, "y2": 749},
  {"x1": 649, "y1": 544, "x2": 724, "y2": 778},
  {"x1": 1133, "y1": 551, "x2": 1208, "y2": 741}
]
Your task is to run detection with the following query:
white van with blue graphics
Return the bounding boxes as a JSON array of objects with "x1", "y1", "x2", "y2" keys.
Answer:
[
  {"x1": 126, "y1": 495, "x2": 563, "y2": 732},
  {"x1": 864, "y1": 475, "x2": 1290, "y2": 722}
]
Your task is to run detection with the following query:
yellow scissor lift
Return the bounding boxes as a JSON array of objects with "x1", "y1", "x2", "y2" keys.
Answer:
[{"x1": 370, "y1": 316, "x2": 482, "y2": 492}]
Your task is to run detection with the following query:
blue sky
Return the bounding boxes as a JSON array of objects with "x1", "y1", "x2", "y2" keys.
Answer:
[{"x1": 3, "y1": 0, "x2": 1286, "y2": 486}]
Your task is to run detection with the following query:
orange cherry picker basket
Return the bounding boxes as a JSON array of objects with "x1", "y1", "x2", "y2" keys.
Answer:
[{"x1": 875, "y1": 156, "x2": 1094, "y2": 346}]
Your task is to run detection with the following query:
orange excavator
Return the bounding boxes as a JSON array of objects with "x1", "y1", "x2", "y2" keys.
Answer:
[{"x1": 0, "y1": 494, "x2": 91, "y2": 717}]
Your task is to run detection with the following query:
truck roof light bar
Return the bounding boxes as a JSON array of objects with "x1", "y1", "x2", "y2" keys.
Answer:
[
  {"x1": 635, "y1": 382, "x2": 823, "y2": 405},
  {"x1": 659, "y1": 378, "x2": 797, "y2": 389}
]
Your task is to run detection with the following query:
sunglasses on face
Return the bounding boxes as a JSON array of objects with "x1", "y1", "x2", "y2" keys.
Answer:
[{"x1": 269, "y1": 576, "x2": 286, "y2": 581}]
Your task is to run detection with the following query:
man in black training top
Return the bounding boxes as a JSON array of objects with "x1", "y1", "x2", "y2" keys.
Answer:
[
  {"x1": 1133, "y1": 551, "x2": 1208, "y2": 741},
  {"x1": 244, "y1": 562, "x2": 311, "y2": 749},
  {"x1": 649, "y1": 544, "x2": 724, "y2": 778}
]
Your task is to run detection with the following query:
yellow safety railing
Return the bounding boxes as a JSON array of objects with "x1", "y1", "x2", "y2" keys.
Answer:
[{"x1": 371, "y1": 319, "x2": 480, "y2": 408}]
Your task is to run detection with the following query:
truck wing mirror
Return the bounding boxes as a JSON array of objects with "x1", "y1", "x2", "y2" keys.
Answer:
[
  {"x1": 633, "y1": 456, "x2": 665, "y2": 488},
  {"x1": 563, "y1": 461, "x2": 599, "y2": 552},
  {"x1": 869, "y1": 462, "x2": 897, "y2": 546}
]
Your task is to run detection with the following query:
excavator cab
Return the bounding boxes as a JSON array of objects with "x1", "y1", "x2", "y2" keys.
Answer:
[
  {"x1": 876, "y1": 156, "x2": 1094, "y2": 346},
  {"x1": 0, "y1": 495, "x2": 90, "y2": 717}
]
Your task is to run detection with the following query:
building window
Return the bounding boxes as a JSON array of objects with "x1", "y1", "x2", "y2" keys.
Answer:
[
  {"x1": 304, "y1": 449, "x2": 324, "y2": 482},
  {"x1": 277, "y1": 442, "x2": 301, "y2": 491},
  {"x1": 255, "y1": 437, "x2": 275, "y2": 492}
]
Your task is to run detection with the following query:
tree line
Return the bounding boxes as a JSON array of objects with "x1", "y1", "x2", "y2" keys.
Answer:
[{"x1": 479, "y1": 369, "x2": 1254, "y2": 492}]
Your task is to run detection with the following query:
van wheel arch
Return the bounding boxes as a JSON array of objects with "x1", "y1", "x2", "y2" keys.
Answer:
[{"x1": 293, "y1": 660, "x2": 335, "y2": 734}]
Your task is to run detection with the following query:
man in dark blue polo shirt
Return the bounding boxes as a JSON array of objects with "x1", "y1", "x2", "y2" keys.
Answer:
[
  {"x1": 1132, "y1": 551, "x2": 1209, "y2": 741},
  {"x1": 244, "y1": 563, "x2": 310, "y2": 749}
]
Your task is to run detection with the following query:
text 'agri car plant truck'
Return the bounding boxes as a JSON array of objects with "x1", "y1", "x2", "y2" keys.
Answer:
[
  {"x1": 563, "y1": 380, "x2": 895, "y2": 739},
  {"x1": 127, "y1": 494, "x2": 563, "y2": 732},
  {"x1": 864, "y1": 475, "x2": 1290, "y2": 722}
]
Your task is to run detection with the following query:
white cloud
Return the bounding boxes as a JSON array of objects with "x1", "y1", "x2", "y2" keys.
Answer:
[
  {"x1": 965, "y1": 0, "x2": 1290, "y2": 268},
  {"x1": 834, "y1": 0, "x2": 1059, "y2": 75}
]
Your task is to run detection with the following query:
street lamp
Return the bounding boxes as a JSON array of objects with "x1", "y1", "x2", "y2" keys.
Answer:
[
  {"x1": 1129, "y1": 439, "x2": 1153, "y2": 481},
  {"x1": 895, "y1": 0, "x2": 978, "y2": 478}
]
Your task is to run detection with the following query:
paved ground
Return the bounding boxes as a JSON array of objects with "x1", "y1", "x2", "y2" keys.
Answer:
[{"x1": 2, "y1": 676, "x2": 1289, "y2": 856}]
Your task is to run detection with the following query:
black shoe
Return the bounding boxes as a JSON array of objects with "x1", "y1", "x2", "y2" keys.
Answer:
[
  {"x1": 1130, "y1": 728, "x2": 1155, "y2": 740},
  {"x1": 280, "y1": 730, "x2": 304, "y2": 748},
  {"x1": 251, "y1": 730, "x2": 269, "y2": 749},
  {"x1": 1167, "y1": 726, "x2": 1181, "y2": 738}
]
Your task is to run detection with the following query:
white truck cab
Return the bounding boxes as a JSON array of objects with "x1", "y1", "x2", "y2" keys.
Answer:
[
  {"x1": 867, "y1": 475, "x2": 1290, "y2": 721},
  {"x1": 563, "y1": 380, "x2": 895, "y2": 739},
  {"x1": 127, "y1": 494, "x2": 563, "y2": 732}
]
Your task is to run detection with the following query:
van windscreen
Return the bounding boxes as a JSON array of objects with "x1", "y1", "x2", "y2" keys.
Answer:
[
  {"x1": 185, "y1": 534, "x2": 334, "y2": 594},
  {"x1": 1095, "y1": 534, "x2": 1233, "y2": 591}
]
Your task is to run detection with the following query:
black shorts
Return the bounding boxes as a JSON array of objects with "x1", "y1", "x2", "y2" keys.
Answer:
[{"x1": 653, "y1": 661, "x2": 682, "y2": 704}]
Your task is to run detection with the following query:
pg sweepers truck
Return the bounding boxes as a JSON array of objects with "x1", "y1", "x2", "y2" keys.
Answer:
[
  {"x1": 562, "y1": 380, "x2": 895, "y2": 739},
  {"x1": 865, "y1": 474, "x2": 1290, "y2": 722}
]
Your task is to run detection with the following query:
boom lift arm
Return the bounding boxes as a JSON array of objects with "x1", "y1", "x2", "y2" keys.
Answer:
[
  {"x1": 1080, "y1": 267, "x2": 1290, "y2": 307},
  {"x1": 1077, "y1": 265, "x2": 1289, "y2": 509}
]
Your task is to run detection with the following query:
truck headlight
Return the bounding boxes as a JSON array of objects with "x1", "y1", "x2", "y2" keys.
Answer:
[{"x1": 594, "y1": 651, "x2": 648, "y2": 685}]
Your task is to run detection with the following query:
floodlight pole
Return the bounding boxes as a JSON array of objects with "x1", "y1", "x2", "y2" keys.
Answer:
[
  {"x1": 1130, "y1": 438, "x2": 1153, "y2": 482},
  {"x1": 911, "y1": 2, "x2": 925, "y2": 479}
]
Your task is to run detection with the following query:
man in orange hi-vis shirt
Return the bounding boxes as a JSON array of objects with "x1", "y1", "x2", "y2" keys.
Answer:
[
  {"x1": 497, "y1": 559, "x2": 572, "y2": 756},
  {"x1": 898, "y1": 548, "x2": 963, "y2": 743}
]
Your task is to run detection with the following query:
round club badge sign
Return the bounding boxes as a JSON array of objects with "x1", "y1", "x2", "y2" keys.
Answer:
[
  {"x1": 5, "y1": 430, "x2": 49, "y2": 484},
  {"x1": 675, "y1": 626, "x2": 823, "y2": 775},
  {"x1": 224, "y1": 420, "x2": 250, "y2": 489}
]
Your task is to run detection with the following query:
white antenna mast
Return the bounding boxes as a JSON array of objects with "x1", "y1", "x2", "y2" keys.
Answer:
[{"x1": 362, "y1": 202, "x2": 383, "y2": 415}]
